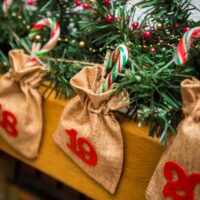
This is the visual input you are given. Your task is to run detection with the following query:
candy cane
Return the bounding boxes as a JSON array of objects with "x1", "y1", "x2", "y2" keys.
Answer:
[
  {"x1": 2, "y1": 0, "x2": 13, "y2": 14},
  {"x1": 99, "y1": 44, "x2": 129, "y2": 93},
  {"x1": 26, "y1": 18, "x2": 60, "y2": 67},
  {"x1": 105, "y1": 47, "x2": 120, "y2": 72},
  {"x1": 175, "y1": 27, "x2": 200, "y2": 65}
]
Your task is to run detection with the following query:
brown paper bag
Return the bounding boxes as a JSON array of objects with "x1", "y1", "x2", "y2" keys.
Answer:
[
  {"x1": 146, "y1": 78, "x2": 200, "y2": 200},
  {"x1": 54, "y1": 65, "x2": 129, "y2": 194},
  {"x1": 0, "y1": 49, "x2": 45, "y2": 159}
]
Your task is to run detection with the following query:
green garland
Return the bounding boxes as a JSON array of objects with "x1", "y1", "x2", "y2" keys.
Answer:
[{"x1": 0, "y1": 0, "x2": 200, "y2": 143}]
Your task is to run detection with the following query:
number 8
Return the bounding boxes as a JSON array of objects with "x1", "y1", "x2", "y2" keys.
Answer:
[{"x1": 0, "y1": 104, "x2": 18, "y2": 137}]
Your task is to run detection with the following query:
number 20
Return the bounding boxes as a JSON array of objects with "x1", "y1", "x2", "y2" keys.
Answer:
[{"x1": 65, "y1": 129, "x2": 97, "y2": 166}]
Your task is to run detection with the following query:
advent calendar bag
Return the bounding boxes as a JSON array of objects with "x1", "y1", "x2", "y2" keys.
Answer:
[
  {"x1": 0, "y1": 49, "x2": 44, "y2": 159},
  {"x1": 146, "y1": 78, "x2": 200, "y2": 200},
  {"x1": 54, "y1": 65, "x2": 129, "y2": 194}
]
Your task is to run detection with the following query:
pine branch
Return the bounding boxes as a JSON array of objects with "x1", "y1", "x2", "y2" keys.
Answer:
[{"x1": 0, "y1": 0, "x2": 200, "y2": 143}]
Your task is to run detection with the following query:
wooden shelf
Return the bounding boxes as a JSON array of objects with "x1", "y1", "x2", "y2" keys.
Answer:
[{"x1": 0, "y1": 88, "x2": 164, "y2": 200}]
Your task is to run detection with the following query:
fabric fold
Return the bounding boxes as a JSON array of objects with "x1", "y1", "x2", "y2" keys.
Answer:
[
  {"x1": 54, "y1": 65, "x2": 129, "y2": 193},
  {"x1": 0, "y1": 49, "x2": 45, "y2": 159}
]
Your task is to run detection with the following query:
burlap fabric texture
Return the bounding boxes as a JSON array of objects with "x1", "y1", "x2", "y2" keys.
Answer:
[
  {"x1": 146, "y1": 78, "x2": 200, "y2": 200},
  {"x1": 0, "y1": 49, "x2": 45, "y2": 159},
  {"x1": 54, "y1": 65, "x2": 129, "y2": 194}
]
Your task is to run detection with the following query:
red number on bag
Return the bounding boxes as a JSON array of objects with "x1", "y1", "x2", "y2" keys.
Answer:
[
  {"x1": 0, "y1": 104, "x2": 18, "y2": 137},
  {"x1": 65, "y1": 129, "x2": 97, "y2": 166},
  {"x1": 163, "y1": 160, "x2": 200, "y2": 200}
]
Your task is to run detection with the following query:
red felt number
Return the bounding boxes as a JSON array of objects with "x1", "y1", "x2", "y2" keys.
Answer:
[
  {"x1": 163, "y1": 160, "x2": 200, "y2": 200},
  {"x1": 0, "y1": 104, "x2": 18, "y2": 137},
  {"x1": 65, "y1": 129, "x2": 97, "y2": 166}
]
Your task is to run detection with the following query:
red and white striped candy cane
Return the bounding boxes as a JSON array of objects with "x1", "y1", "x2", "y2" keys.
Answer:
[
  {"x1": 2, "y1": 0, "x2": 13, "y2": 14},
  {"x1": 99, "y1": 44, "x2": 129, "y2": 93},
  {"x1": 26, "y1": 18, "x2": 60, "y2": 67},
  {"x1": 175, "y1": 27, "x2": 200, "y2": 65}
]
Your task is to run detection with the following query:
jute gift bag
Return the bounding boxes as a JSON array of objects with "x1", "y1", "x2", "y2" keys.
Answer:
[
  {"x1": 0, "y1": 49, "x2": 45, "y2": 159},
  {"x1": 54, "y1": 65, "x2": 129, "y2": 193},
  {"x1": 146, "y1": 78, "x2": 200, "y2": 200}
]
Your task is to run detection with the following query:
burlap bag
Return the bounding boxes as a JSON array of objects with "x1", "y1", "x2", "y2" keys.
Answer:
[
  {"x1": 0, "y1": 49, "x2": 45, "y2": 159},
  {"x1": 54, "y1": 65, "x2": 129, "y2": 194},
  {"x1": 146, "y1": 78, "x2": 200, "y2": 200}
]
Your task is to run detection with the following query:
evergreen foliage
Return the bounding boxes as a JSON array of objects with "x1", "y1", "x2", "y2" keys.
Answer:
[{"x1": 0, "y1": 0, "x2": 200, "y2": 142}]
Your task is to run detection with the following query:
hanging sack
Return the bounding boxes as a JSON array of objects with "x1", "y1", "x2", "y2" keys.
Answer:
[
  {"x1": 146, "y1": 27, "x2": 200, "y2": 200},
  {"x1": 54, "y1": 44, "x2": 129, "y2": 193},
  {"x1": 0, "y1": 49, "x2": 44, "y2": 158},
  {"x1": 0, "y1": 18, "x2": 60, "y2": 158},
  {"x1": 146, "y1": 78, "x2": 200, "y2": 200}
]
